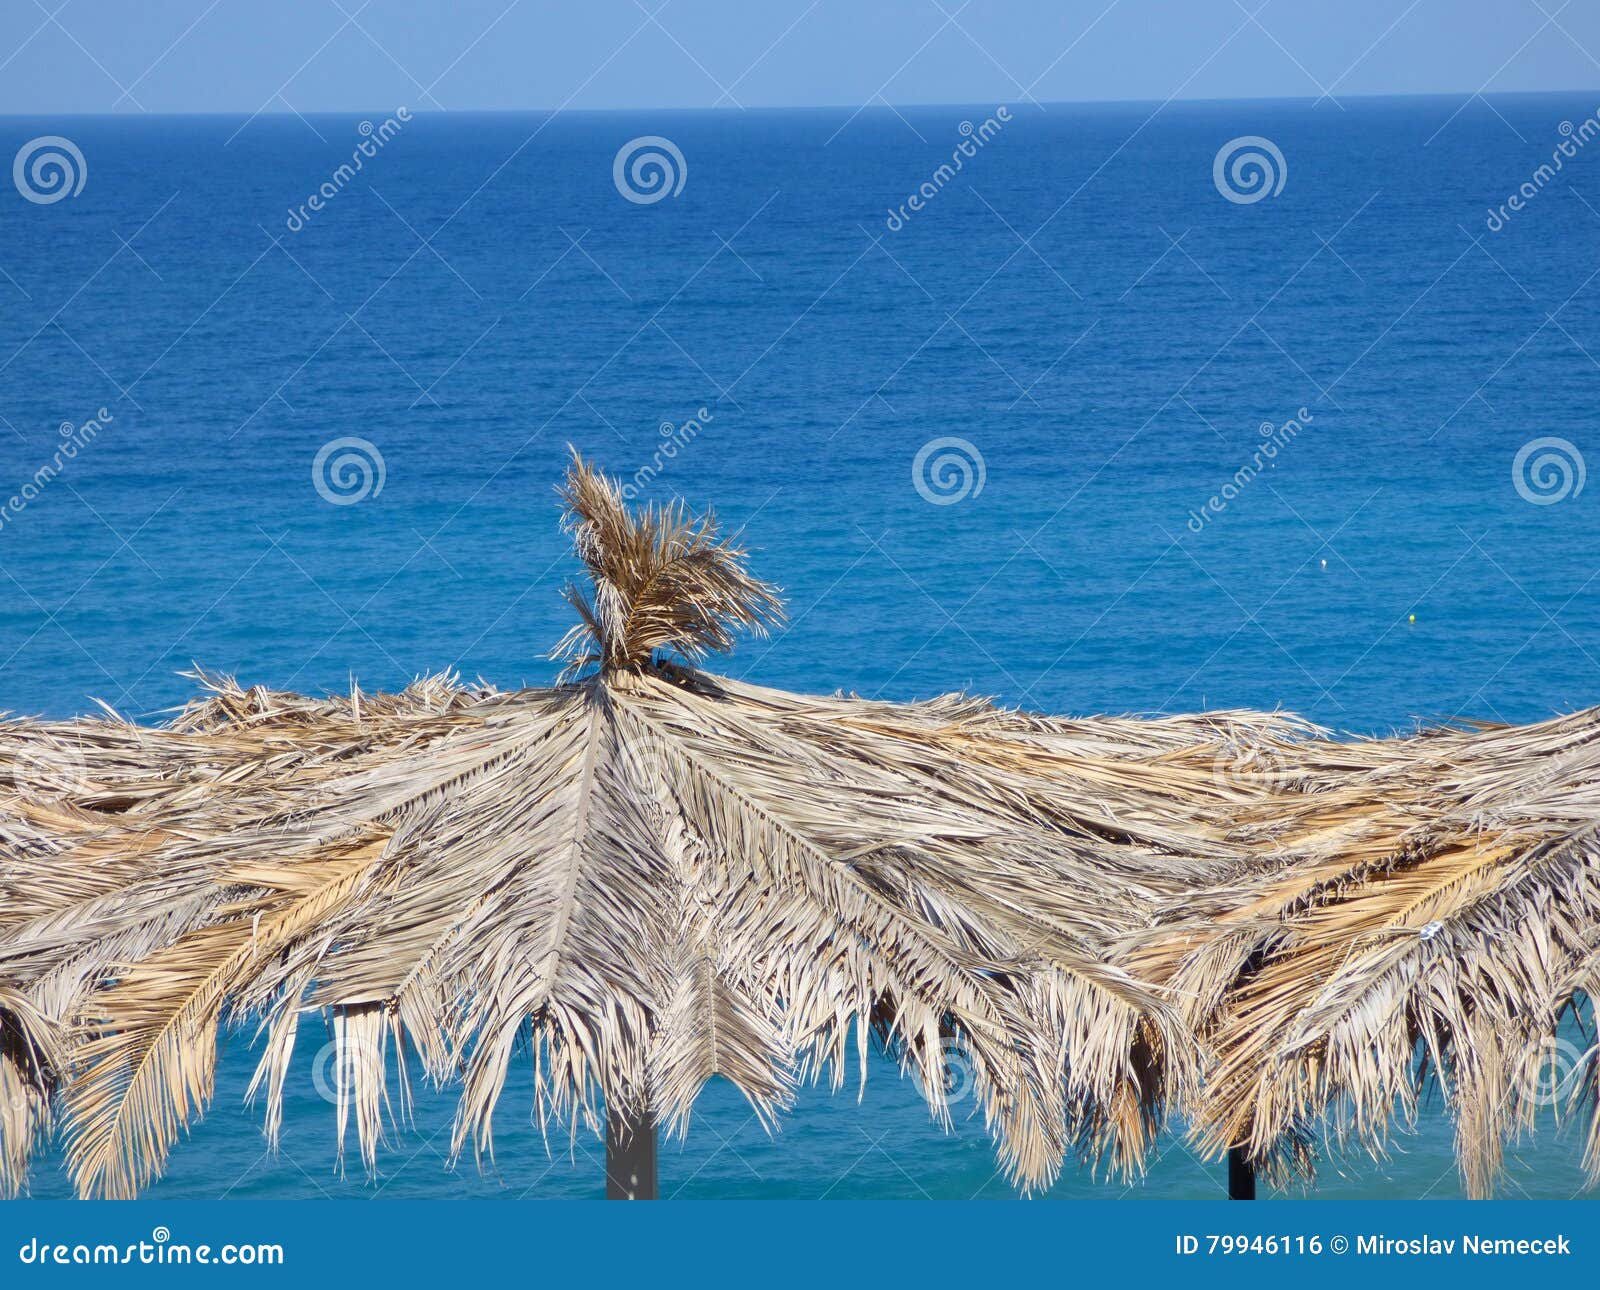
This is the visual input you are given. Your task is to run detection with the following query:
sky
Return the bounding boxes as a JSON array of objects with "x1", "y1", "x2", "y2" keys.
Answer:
[{"x1": 0, "y1": 0, "x2": 1597, "y2": 115}]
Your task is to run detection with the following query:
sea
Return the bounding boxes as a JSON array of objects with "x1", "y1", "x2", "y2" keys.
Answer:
[{"x1": 1, "y1": 92, "x2": 1598, "y2": 1199}]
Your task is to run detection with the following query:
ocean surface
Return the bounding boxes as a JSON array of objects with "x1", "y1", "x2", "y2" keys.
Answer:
[{"x1": 2, "y1": 93, "x2": 1599, "y2": 1199}]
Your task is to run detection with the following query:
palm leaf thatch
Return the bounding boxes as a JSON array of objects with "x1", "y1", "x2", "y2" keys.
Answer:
[
  {"x1": 0, "y1": 452, "x2": 1237, "y2": 1199},
  {"x1": 6, "y1": 454, "x2": 1599, "y2": 1202},
  {"x1": 1132, "y1": 709, "x2": 1600, "y2": 1197}
]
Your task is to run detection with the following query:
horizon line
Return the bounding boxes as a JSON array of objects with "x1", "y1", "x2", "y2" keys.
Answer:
[{"x1": 1, "y1": 85, "x2": 1597, "y2": 121}]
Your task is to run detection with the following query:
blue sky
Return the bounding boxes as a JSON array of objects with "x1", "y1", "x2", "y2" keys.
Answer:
[{"x1": 1, "y1": 0, "x2": 1598, "y2": 115}]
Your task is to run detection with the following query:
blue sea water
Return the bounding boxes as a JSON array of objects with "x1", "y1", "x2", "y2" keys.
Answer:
[{"x1": 2, "y1": 93, "x2": 1599, "y2": 1199}]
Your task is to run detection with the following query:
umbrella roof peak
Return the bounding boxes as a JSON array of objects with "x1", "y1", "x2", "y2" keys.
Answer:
[{"x1": 551, "y1": 450, "x2": 786, "y2": 681}]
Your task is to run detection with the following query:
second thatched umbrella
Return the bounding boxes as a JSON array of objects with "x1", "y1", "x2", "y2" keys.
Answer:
[
  {"x1": 1134, "y1": 711, "x2": 1600, "y2": 1198},
  {"x1": 0, "y1": 455, "x2": 1263, "y2": 1199}
]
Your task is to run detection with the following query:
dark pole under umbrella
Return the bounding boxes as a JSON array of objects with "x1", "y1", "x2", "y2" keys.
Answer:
[
  {"x1": 605, "y1": 1109, "x2": 659, "y2": 1199},
  {"x1": 1227, "y1": 1146, "x2": 1256, "y2": 1200}
]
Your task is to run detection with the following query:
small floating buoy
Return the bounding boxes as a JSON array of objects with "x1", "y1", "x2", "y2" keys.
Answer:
[
  {"x1": 1320, "y1": 558, "x2": 1327, "y2": 569},
  {"x1": 1408, "y1": 613, "x2": 1416, "y2": 624}
]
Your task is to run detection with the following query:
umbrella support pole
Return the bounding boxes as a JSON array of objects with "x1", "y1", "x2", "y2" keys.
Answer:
[
  {"x1": 605, "y1": 1108, "x2": 658, "y2": 1200},
  {"x1": 1227, "y1": 1147, "x2": 1256, "y2": 1200}
]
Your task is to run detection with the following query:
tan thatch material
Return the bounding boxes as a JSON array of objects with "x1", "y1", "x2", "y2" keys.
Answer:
[
  {"x1": 1134, "y1": 710, "x2": 1600, "y2": 1197},
  {"x1": 0, "y1": 454, "x2": 1267, "y2": 1200},
  {"x1": 4, "y1": 455, "x2": 1596, "y2": 1202}
]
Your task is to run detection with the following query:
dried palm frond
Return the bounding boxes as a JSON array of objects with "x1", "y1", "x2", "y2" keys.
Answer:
[
  {"x1": 552, "y1": 450, "x2": 784, "y2": 679},
  {"x1": 0, "y1": 984, "x2": 62, "y2": 1197}
]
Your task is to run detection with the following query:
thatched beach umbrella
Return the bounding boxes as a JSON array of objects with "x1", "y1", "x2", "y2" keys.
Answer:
[
  {"x1": 1137, "y1": 711, "x2": 1600, "y2": 1198},
  {"x1": 0, "y1": 454, "x2": 1276, "y2": 1200}
]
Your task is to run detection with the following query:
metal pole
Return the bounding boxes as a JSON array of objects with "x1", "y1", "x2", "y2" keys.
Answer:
[
  {"x1": 605, "y1": 1108, "x2": 659, "y2": 1199},
  {"x1": 1227, "y1": 1145, "x2": 1256, "y2": 1200}
]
